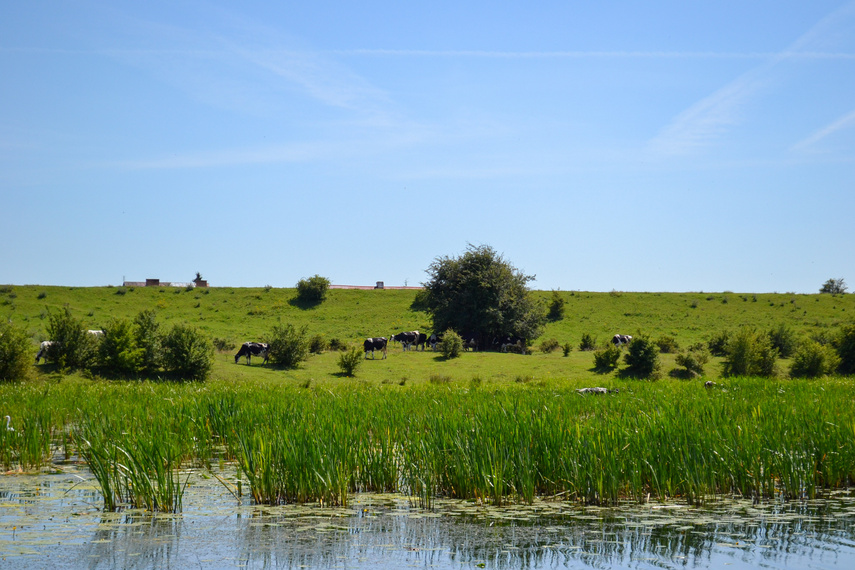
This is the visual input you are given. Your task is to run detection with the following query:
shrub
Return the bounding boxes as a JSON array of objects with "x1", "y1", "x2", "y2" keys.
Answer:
[
  {"x1": 835, "y1": 324, "x2": 855, "y2": 375},
  {"x1": 539, "y1": 338, "x2": 561, "y2": 353},
  {"x1": 161, "y1": 324, "x2": 214, "y2": 380},
  {"x1": 547, "y1": 291, "x2": 565, "y2": 321},
  {"x1": 562, "y1": 343, "x2": 572, "y2": 357},
  {"x1": 768, "y1": 324, "x2": 798, "y2": 358},
  {"x1": 328, "y1": 338, "x2": 347, "y2": 352},
  {"x1": 99, "y1": 318, "x2": 143, "y2": 376},
  {"x1": 790, "y1": 341, "x2": 840, "y2": 378},
  {"x1": 134, "y1": 310, "x2": 163, "y2": 375},
  {"x1": 337, "y1": 347, "x2": 363, "y2": 376},
  {"x1": 295, "y1": 275, "x2": 331, "y2": 304},
  {"x1": 674, "y1": 343, "x2": 710, "y2": 378},
  {"x1": 707, "y1": 330, "x2": 730, "y2": 357},
  {"x1": 655, "y1": 335, "x2": 680, "y2": 354},
  {"x1": 0, "y1": 321, "x2": 33, "y2": 381},
  {"x1": 46, "y1": 308, "x2": 98, "y2": 370},
  {"x1": 309, "y1": 334, "x2": 328, "y2": 354},
  {"x1": 266, "y1": 323, "x2": 310, "y2": 368},
  {"x1": 579, "y1": 333, "x2": 597, "y2": 351},
  {"x1": 440, "y1": 330, "x2": 464, "y2": 359},
  {"x1": 593, "y1": 344, "x2": 621, "y2": 370},
  {"x1": 722, "y1": 327, "x2": 777, "y2": 377},
  {"x1": 622, "y1": 336, "x2": 661, "y2": 379},
  {"x1": 212, "y1": 337, "x2": 236, "y2": 352}
]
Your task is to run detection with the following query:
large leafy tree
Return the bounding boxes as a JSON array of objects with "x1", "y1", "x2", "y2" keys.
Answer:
[{"x1": 420, "y1": 245, "x2": 545, "y2": 350}]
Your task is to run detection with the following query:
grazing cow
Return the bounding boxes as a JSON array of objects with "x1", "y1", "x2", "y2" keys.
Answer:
[
  {"x1": 495, "y1": 336, "x2": 523, "y2": 353},
  {"x1": 612, "y1": 334, "x2": 633, "y2": 346},
  {"x1": 576, "y1": 387, "x2": 619, "y2": 395},
  {"x1": 412, "y1": 332, "x2": 428, "y2": 351},
  {"x1": 428, "y1": 333, "x2": 443, "y2": 351},
  {"x1": 363, "y1": 337, "x2": 388, "y2": 359},
  {"x1": 461, "y1": 333, "x2": 478, "y2": 351},
  {"x1": 35, "y1": 341, "x2": 55, "y2": 364},
  {"x1": 391, "y1": 331, "x2": 419, "y2": 351},
  {"x1": 234, "y1": 342, "x2": 269, "y2": 365}
]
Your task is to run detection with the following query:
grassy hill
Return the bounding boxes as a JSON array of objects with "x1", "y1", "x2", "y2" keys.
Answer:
[{"x1": 3, "y1": 284, "x2": 854, "y2": 385}]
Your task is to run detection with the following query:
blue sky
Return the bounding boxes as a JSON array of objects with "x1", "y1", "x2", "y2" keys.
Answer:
[{"x1": 2, "y1": 1, "x2": 853, "y2": 293}]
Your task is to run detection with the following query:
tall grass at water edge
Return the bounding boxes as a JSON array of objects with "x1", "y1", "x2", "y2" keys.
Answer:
[{"x1": 2, "y1": 377, "x2": 854, "y2": 510}]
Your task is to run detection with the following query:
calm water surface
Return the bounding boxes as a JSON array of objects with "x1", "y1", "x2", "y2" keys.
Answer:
[{"x1": 2, "y1": 468, "x2": 855, "y2": 569}]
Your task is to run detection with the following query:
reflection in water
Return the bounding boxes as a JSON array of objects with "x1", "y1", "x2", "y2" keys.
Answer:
[{"x1": 1, "y1": 470, "x2": 854, "y2": 569}]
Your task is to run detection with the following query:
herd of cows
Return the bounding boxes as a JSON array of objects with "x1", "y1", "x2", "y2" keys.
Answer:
[
  {"x1": 233, "y1": 332, "x2": 635, "y2": 365},
  {"x1": 32, "y1": 330, "x2": 633, "y2": 367}
]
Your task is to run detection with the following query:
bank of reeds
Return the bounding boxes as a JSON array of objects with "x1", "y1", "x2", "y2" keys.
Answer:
[{"x1": 2, "y1": 377, "x2": 854, "y2": 509}]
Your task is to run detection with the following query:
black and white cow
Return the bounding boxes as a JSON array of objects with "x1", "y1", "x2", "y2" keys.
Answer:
[
  {"x1": 234, "y1": 342, "x2": 269, "y2": 365},
  {"x1": 428, "y1": 333, "x2": 443, "y2": 351},
  {"x1": 391, "y1": 331, "x2": 419, "y2": 351},
  {"x1": 363, "y1": 337, "x2": 388, "y2": 359},
  {"x1": 35, "y1": 341, "x2": 55, "y2": 364},
  {"x1": 412, "y1": 332, "x2": 428, "y2": 351},
  {"x1": 612, "y1": 334, "x2": 633, "y2": 346},
  {"x1": 461, "y1": 333, "x2": 478, "y2": 351},
  {"x1": 495, "y1": 336, "x2": 523, "y2": 353}
]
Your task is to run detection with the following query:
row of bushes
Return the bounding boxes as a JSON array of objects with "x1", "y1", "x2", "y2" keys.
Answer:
[
  {"x1": 0, "y1": 309, "x2": 215, "y2": 381},
  {"x1": 583, "y1": 324, "x2": 855, "y2": 380}
]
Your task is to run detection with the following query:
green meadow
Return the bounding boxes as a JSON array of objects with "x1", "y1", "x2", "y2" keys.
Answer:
[
  {"x1": 1, "y1": 284, "x2": 854, "y2": 510},
  {"x1": 3, "y1": 284, "x2": 854, "y2": 384}
]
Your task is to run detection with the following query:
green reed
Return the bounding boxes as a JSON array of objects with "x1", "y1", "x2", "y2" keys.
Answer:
[{"x1": 3, "y1": 376, "x2": 855, "y2": 509}]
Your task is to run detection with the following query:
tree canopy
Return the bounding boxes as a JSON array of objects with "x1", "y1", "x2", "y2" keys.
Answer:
[
  {"x1": 820, "y1": 278, "x2": 847, "y2": 295},
  {"x1": 420, "y1": 245, "x2": 545, "y2": 349}
]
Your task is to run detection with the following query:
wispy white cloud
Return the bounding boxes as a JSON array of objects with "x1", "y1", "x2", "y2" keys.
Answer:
[
  {"x1": 791, "y1": 109, "x2": 855, "y2": 151},
  {"x1": 647, "y1": 1, "x2": 855, "y2": 156},
  {"x1": 329, "y1": 48, "x2": 855, "y2": 60}
]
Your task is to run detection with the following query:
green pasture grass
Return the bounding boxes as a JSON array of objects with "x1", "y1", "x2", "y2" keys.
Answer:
[{"x1": 3, "y1": 285, "x2": 853, "y2": 385}]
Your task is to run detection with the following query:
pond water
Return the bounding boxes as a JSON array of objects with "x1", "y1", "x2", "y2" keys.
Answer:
[{"x1": 2, "y1": 468, "x2": 855, "y2": 569}]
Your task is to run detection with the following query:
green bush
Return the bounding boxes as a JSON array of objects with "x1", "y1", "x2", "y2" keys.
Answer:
[
  {"x1": 622, "y1": 336, "x2": 661, "y2": 379},
  {"x1": 46, "y1": 307, "x2": 98, "y2": 370},
  {"x1": 337, "y1": 347, "x2": 363, "y2": 377},
  {"x1": 0, "y1": 321, "x2": 33, "y2": 381},
  {"x1": 295, "y1": 275, "x2": 331, "y2": 304},
  {"x1": 212, "y1": 337, "x2": 236, "y2": 352},
  {"x1": 440, "y1": 330, "x2": 464, "y2": 359},
  {"x1": 266, "y1": 323, "x2": 310, "y2": 368},
  {"x1": 309, "y1": 334, "x2": 328, "y2": 354},
  {"x1": 562, "y1": 343, "x2": 572, "y2": 357},
  {"x1": 722, "y1": 327, "x2": 777, "y2": 377},
  {"x1": 579, "y1": 333, "x2": 597, "y2": 352},
  {"x1": 328, "y1": 338, "x2": 347, "y2": 352},
  {"x1": 790, "y1": 340, "x2": 840, "y2": 378},
  {"x1": 674, "y1": 343, "x2": 710, "y2": 378},
  {"x1": 655, "y1": 335, "x2": 680, "y2": 354},
  {"x1": 707, "y1": 330, "x2": 730, "y2": 357},
  {"x1": 768, "y1": 324, "x2": 799, "y2": 358},
  {"x1": 134, "y1": 310, "x2": 163, "y2": 375},
  {"x1": 99, "y1": 318, "x2": 143, "y2": 376},
  {"x1": 161, "y1": 324, "x2": 214, "y2": 381},
  {"x1": 547, "y1": 291, "x2": 565, "y2": 321},
  {"x1": 593, "y1": 344, "x2": 621, "y2": 370},
  {"x1": 539, "y1": 338, "x2": 561, "y2": 353},
  {"x1": 835, "y1": 324, "x2": 855, "y2": 375}
]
